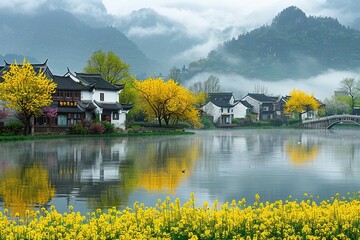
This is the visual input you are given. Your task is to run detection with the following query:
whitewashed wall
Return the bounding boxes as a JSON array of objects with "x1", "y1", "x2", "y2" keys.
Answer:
[
  {"x1": 202, "y1": 102, "x2": 221, "y2": 123},
  {"x1": 233, "y1": 102, "x2": 248, "y2": 119}
]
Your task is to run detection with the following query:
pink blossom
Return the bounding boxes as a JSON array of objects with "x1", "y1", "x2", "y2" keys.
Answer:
[
  {"x1": 0, "y1": 109, "x2": 9, "y2": 119},
  {"x1": 43, "y1": 107, "x2": 58, "y2": 118}
]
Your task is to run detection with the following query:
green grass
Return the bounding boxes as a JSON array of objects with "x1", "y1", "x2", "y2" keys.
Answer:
[{"x1": 0, "y1": 131, "x2": 195, "y2": 142}]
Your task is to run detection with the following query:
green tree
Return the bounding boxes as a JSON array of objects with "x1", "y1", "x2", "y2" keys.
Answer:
[
  {"x1": 338, "y1": 77, "x2": 360, "y2": 114},
  {"x1": 0, "y1": 59, "x2": 57, "y2": 135},
  {"x1": 118, "y1": 76, "x2": 143, "y2": 124},
  {"x1": 84, "y1": 50, "x2": 131, "y2": 85},
  {"x1": 84, "y1": 50, "x2": 137, "y2": 111},
  {"x1": 323, "y1": 95, "x2": 351, "y2": 115}
]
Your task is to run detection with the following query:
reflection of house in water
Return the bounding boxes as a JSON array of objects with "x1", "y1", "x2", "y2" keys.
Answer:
[
  {"x1": 55, "y1": 139, "x2": 128, "y2": 181},
  {"x1": 209, "y1": 131, "x2": 283, "y2": 164},
  {"x1": 6, "y1": 139, "x2": 130, "y2": 206}
]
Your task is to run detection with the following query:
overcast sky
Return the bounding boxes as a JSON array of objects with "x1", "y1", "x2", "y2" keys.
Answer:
[
  {"x1": 1, "y1": 0, "x2": 360, "y2": 99},
  {"x1": 1, "y1": 0, "x2": 359, "y2": 29},
  {"x1": 1, "y1": 0, "x2": 359, "y2": 43},
  {"x1": 2, "y1": 0, "x2": 358, "y2": 53}
]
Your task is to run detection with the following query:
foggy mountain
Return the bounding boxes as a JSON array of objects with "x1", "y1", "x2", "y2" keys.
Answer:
[
  {"x1": 0, "y1": 5, "x2": 244, "y2": 78},
  {"x1": 2, "y1": 4, "x2": 360, "y2": 86},
  {"x1": 113, "y1": 8, "x2": 203, "y2": 74},
  {"x1": 187, "y1": 6, "x2": 360, "y2": 81},
  {"x1": 0, "y1": 9, "x2": 154, "y2": 76}
]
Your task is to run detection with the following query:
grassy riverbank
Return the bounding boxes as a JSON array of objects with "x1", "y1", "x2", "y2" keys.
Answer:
[
  {"x1": 0, "y1": 130, "x2": 195, "y2": 142},
  {"x1": 1, "y1": 193, "x2": 360, "y2": 239}
]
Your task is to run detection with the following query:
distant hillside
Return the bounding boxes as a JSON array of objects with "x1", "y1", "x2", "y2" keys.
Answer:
[
  {"x1": 114, "y1": 8, "x2": 202, "y2": 74},
  {"x1": 0, "y1": 10, "x2": 153, "y2": 76},
  {"x1": 187, "y1": 6, "x2": 360, "y2": 80}
]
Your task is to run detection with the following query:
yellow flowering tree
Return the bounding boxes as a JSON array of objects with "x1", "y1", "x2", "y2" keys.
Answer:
[
  {"x1": 284, "y1": 89, "x2": 320, "y2": 122},
  {"x1": 135, "y1": 77, "x2": 200, "y2": 127},
  {"x1": 194, "y1": 91, "x2": 208, "y2": 107},
  {"x1": 0, "y1": 59, "x2": 57, "y2": 135}
]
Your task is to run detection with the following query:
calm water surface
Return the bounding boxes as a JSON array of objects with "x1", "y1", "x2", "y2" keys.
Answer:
[{"x1": 1, "y1": 129, "x2": 360, "y2": 215}]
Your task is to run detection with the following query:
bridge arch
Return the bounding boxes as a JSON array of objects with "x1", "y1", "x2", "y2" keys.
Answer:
[
  {"x1": 327, "y1": 120, "x2": 360, "y2": 129},
  {"x1": 302, "y1": 115, "x2": 360, "y2": 129}
]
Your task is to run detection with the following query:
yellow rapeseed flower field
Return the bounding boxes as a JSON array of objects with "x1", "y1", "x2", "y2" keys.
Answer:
[{"x1": 1, "y1": 192, "x2": 360, "y2": 239}]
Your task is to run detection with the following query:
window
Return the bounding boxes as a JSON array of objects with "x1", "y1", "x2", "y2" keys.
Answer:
[
  {"x1": 100, "y1": 93, "x2": 104, "y2": 101},
  {"x1": 35, "y1": 116, "x2": 48, "y2": 125},
  {"x1": 74, "y1": 92, "x2": 80, "y2": 99},
  {"x1": 66, "y1": 113, "x2": 82, "y2": 125},
  {"x1": 58, "y1": 115, "x2": 67, "y2": 126},
  {"x1": 113, "y1": 112, "x2": 119, "y2": 120}
]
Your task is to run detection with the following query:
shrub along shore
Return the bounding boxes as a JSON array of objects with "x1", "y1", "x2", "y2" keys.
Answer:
[
  {"x1": 1, "y1": 193, "x2": 360, "y2": 239},
  {"x1": 0, "y1": 130, "x2": 194, "y2": 142}
]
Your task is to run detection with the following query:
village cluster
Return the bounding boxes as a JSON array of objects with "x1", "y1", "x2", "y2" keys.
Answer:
[{"x1": 0, "y1": 60, "x2": 325, "y2": 133}]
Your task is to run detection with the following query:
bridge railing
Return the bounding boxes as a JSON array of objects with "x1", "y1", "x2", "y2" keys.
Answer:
[{"x1": 302, "y1": 114, "x2": 360, "y2": 124}]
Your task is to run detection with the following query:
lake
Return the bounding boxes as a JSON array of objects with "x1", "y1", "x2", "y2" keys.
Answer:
[{"x1": 1, "y1": 129, "x2": 360, "y2": 216}]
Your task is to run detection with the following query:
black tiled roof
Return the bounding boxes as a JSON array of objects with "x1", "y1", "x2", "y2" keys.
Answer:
[
  {"x1": 0, "y1": 66, "x2": 4, "y2": 76},
  {"x1": 0, "y1": 66, "x2": 3, "y2": 81},
  {"x1": 240, "y1": 100, "x2": 253, "y2": 108},
  {"x1": 94, "y1": 101, "x2": 123, "y2": 111},
  {"x1": 246, "y1": 93, "x2": 277, "y2": 102},
  {"x1": 57, "y1": 106, "x2": 84, "y2": 113},
  {"x1": 75, "y1": 73, "x2": 124, "y2": 91},
  {"x1": 0, "y1": 60, "x2": 54, "y2": 79},
  {"x1": 121, "y1": 103, "x2": 134, "y2": 111},
  {"x1": 207, "y1": 92, "x2": 235, "y2": 107},
  {"x1": 53, "y1": 75, "x2": 90, "y2": 91},
  {"x1": 78, "y1": 100, "x2": 97, "y2": 110},
  {"x1": 208, "y1": 92, "x2": 233, "y2": 102}
]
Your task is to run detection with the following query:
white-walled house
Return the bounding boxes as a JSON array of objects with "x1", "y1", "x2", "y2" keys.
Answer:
[
  {"x1": 241, "y1": 93, "x2": 279, "y2": 120},
  {"x1": 65, "y1": 70, "x2": 133, "y2": 129},
  {"x1": 201, "y1": 92, "x2": 252, "y2": 125},
  {"x1": 0, "y1": 61, "x2": 133, "y2": 130}
]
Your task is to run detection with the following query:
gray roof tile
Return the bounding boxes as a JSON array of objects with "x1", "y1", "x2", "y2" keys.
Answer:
[
  {"x1": 75, "y1": 73, "x2": 124, "y2": 91},
  {"x1": 53, "y1": 75, "x2": 90, "y2": 91}
]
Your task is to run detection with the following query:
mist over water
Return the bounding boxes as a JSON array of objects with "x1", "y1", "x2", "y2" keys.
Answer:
[{"x1": 186, "y1": 68, "x2": 360, "y2": 100}]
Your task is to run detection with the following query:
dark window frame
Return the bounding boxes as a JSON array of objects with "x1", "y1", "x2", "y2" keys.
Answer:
[{"x1": 113, "y1": 112, "x2": 119, "y2": 120}]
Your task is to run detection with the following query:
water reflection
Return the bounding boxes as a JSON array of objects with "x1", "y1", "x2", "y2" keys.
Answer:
[
  {"x1": 0, "y1": 136, "x2": 202, "y2": 213},
  {"x1": 1, "y1": 129, "x2": 360, "y2": 215},
  {"x1": 136, "y1": 138, "x2": 201, "y2": 193},
  {"x1": 286, "y1": 138, "x2": 319, "y2": 165},
  {"x1": 0, "y1": 165, "x2": 55, "y2": 217}
]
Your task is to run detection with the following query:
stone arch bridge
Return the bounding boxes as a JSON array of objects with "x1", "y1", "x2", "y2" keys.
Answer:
[{"x1": 302, "y1": 115, "x2": 360, "y2": 129}]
